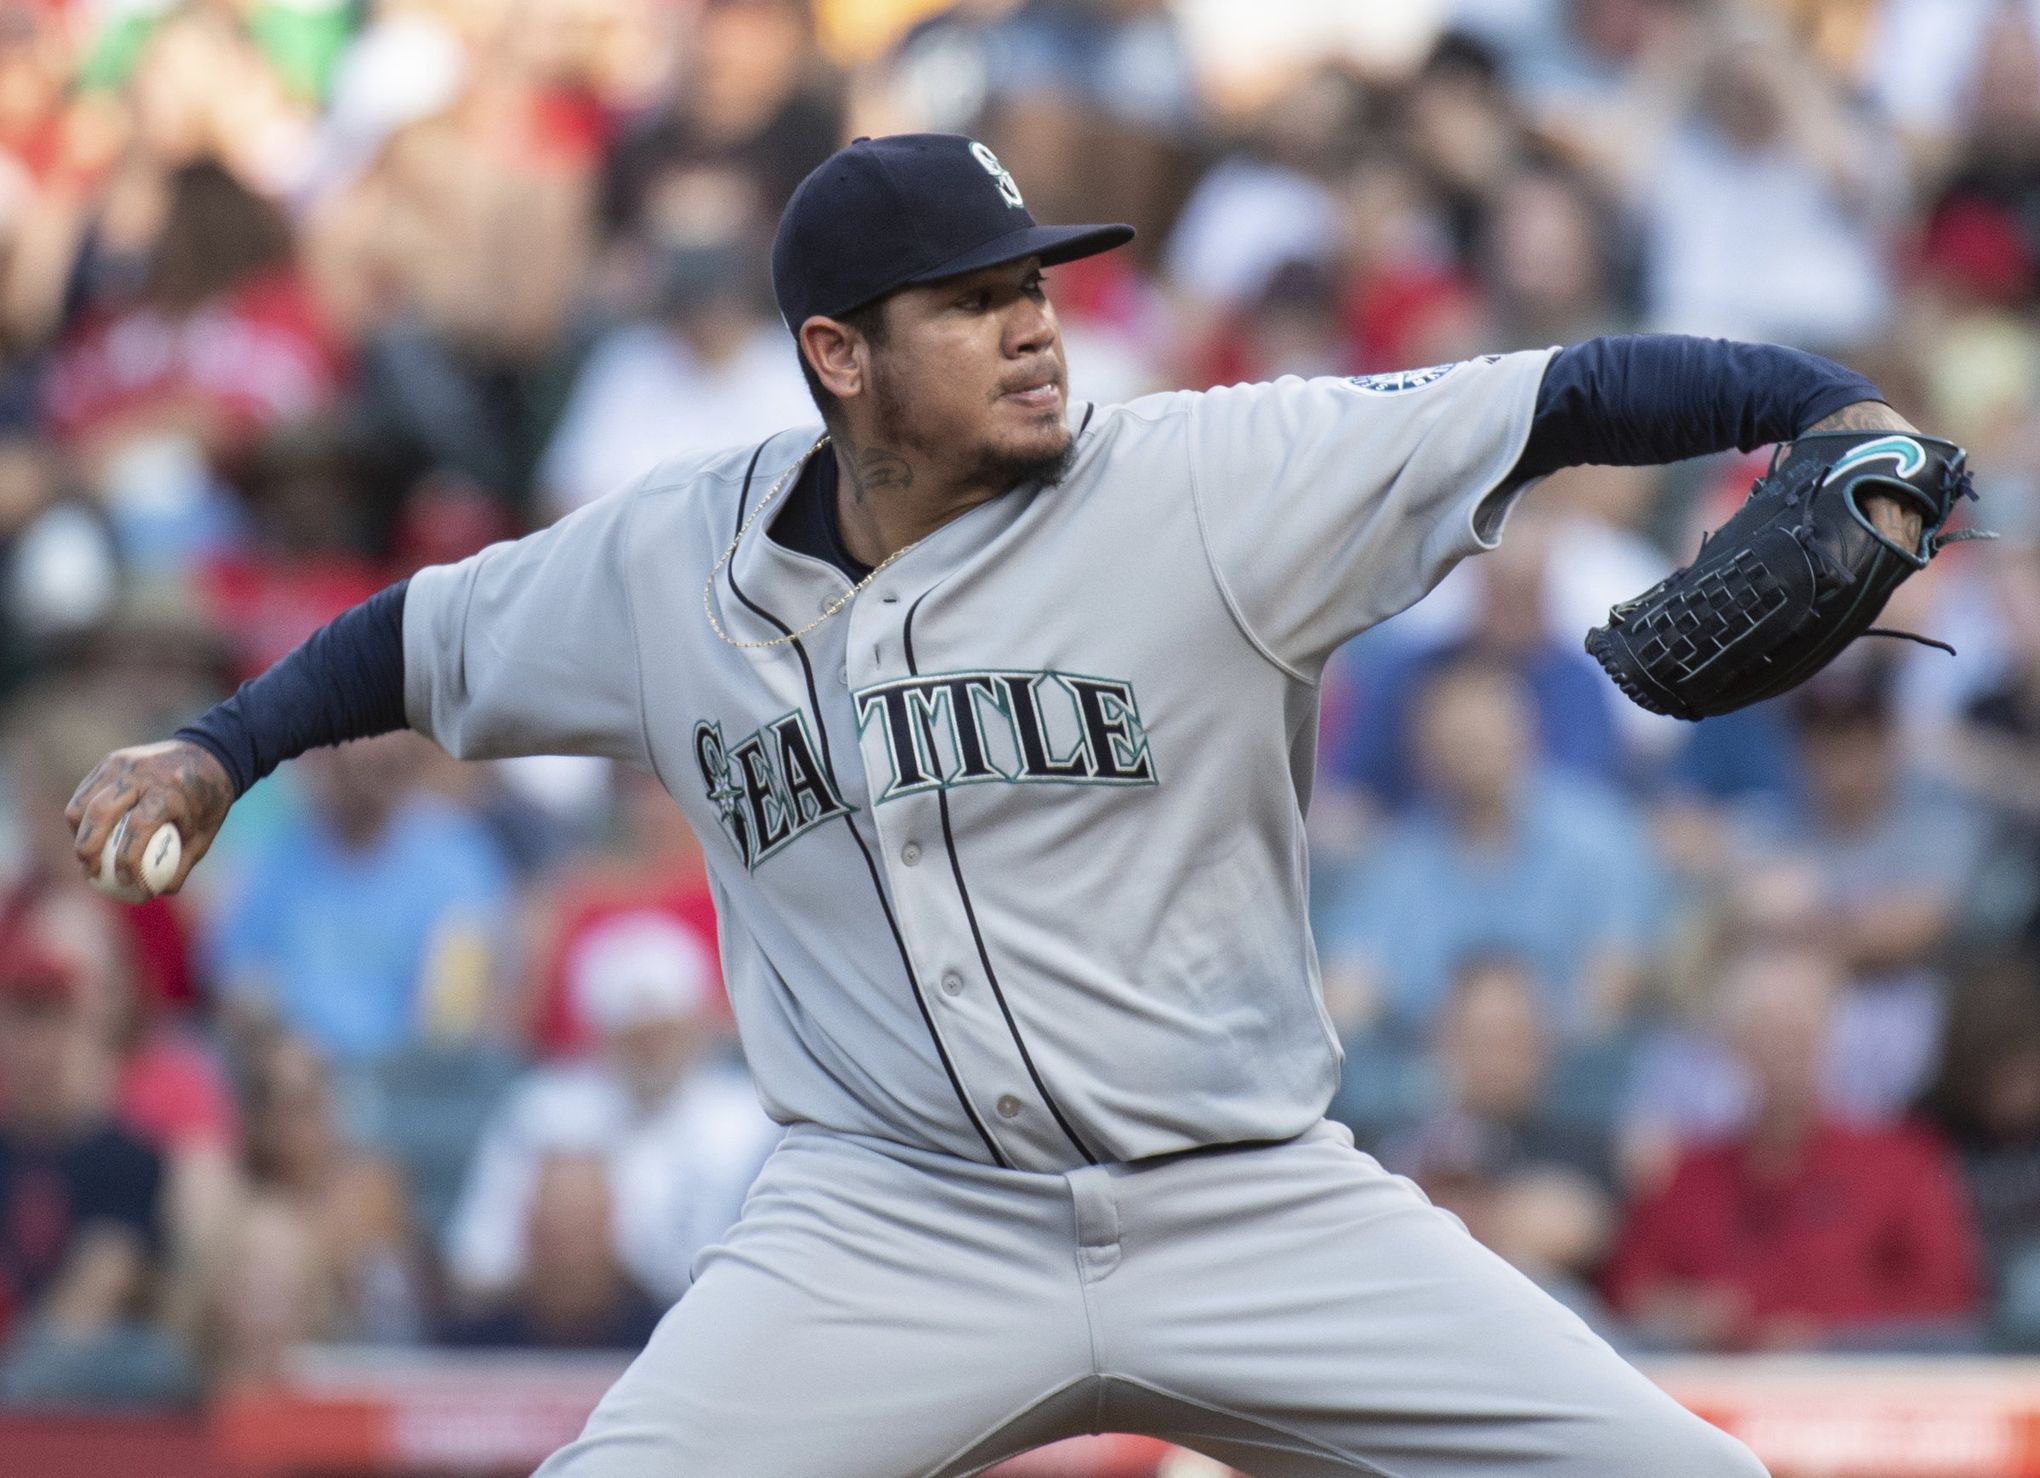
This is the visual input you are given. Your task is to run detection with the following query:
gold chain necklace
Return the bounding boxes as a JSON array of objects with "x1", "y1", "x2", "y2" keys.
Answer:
[{"x1": 703, "y1": 435, "x2": 923, "y2": 650}]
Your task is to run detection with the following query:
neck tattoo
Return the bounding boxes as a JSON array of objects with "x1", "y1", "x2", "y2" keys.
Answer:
[{"x1": 704, "y1": 436, "x2": 924, "y2": 651}]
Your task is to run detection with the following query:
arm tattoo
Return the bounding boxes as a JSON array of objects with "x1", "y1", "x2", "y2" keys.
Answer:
[{"x1": 1806, "y1": 400, "x2": 1915, "y2": 435}]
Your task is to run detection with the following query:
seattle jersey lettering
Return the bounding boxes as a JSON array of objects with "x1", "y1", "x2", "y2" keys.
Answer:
[
  {"x1": 693, "y1": 711, "x2": 852, "y2": 869},
  {"x1": 855, "y1": 669, "x2": 1157, "y2": 804}
]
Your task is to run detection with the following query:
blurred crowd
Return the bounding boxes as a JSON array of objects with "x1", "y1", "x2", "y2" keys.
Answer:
[{"x1": 0, "y1": 0, "x2": 2036, "y2": 1412}]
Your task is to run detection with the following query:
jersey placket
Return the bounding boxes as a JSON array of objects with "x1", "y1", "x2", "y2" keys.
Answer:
[{"x1": 843, "y1": 578, "x2": 1083, "y2": 1172}]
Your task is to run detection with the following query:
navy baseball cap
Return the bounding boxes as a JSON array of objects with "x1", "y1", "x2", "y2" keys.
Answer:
[{"x1": 772, "y1": 133, "x2": 1134, "y2": 329}]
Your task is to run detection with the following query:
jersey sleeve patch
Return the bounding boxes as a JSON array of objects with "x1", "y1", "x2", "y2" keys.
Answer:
[{"x1": 1344, "y1": 356, "x2": 1500, "y2": 395}]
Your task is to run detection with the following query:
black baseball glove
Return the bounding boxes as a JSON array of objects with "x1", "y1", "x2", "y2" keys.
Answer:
[{"x1": 1585, "y1": 431, "x2": 1986, "y2": 721}]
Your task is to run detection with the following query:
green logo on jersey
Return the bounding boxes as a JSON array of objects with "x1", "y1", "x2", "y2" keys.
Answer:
[{"x1": 693, "y1": 710, "x2": 852, "y2": 870}]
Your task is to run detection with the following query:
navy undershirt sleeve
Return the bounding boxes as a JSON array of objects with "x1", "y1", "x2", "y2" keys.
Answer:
[
  {"x1": 1513, "y1": 334, "x2": 1882, "y2": 481},
  {"x1": 173, "y1": 579, "x2": 411, "y2": 797}
]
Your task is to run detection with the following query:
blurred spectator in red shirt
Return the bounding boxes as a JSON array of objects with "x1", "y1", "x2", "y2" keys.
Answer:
[
  {"x1": 199, "y1": 422, "x2": 386, "y2": 684},
  {"x1": 41, "y1": 158, "x2": 342, "y2": 470},
  {"x1": 1606, "y1": 944, "x2": 1982, "y2": 1352},
  {"x1": 1191, "y1": 257, "x2": 1351, "y2": 390},
  {"x1": 1911, "y1": 7, "x2": 2040, "y2": 307},
  {"x1": 523, "y1": 765, "x2": 725, "y2": 1056},
  {"x1": 0, "y1": 6, "x2": 69, "y2": 192},
  {"x1": 96, "y1": 955, "x2": 235, "y2": 1312},
  {"x1": 1922, "y1": 957, "x2": 2040, "y2": 1349}
]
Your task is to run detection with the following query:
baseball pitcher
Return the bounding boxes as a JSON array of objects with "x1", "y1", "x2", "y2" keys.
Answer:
[{"x1": 69, "y1": 134, "x2": 1975, "y2": 1476}]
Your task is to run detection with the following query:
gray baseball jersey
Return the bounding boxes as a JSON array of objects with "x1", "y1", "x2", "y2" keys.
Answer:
[
  {"x1": 404, "y1": 350, "x2": 1554, "y2": 1174},
  {"x1": 406, "y1": 353, "x2": 1770, "y2": 1478}
]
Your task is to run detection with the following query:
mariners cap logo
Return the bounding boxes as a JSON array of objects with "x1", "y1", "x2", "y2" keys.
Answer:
[{"x1": 969, "y1": 141, "x2": 1025, "y2": 209}]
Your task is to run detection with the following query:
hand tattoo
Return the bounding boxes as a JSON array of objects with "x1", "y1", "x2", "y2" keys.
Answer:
[
  {"x1": 1807, "y1": 400, "x2": 1918, "y2": 436},
  {"x1": 170, "y1": 744, "x2": 233, "y2": 827}
]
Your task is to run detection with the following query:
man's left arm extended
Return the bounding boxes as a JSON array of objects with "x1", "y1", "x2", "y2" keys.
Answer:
[
  {"x1": 1511, "y1": 333, "x2": 1922, "y2": 546},
  {"x1": 1551, "y1": 337, "x2": 1984, "y2": 721}
]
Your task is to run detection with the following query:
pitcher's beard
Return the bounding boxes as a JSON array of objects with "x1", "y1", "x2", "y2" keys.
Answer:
[
  {"x1": 873, "y1": 366, "x2": 1077, "y2": 494},
  {"x1": 961, "y1": 434, "x2": 1076, "y2": 492}
]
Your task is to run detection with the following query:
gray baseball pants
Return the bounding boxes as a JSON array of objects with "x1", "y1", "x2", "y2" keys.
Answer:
[{"x1": 535, "y1": 1120, "x2": 1766, "y2": 1477}]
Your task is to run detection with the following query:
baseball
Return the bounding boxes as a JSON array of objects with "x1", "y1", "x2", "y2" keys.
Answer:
[{"x1": 93, "y1": 814, "x2": 182, "y2": 903}]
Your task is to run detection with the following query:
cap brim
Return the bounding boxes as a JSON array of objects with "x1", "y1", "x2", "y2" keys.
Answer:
[
  {"x1": 904, "y1": 222, "x2": 1135, "y2": 289},
  {"x1": 811, "y1": 222, "x2": 1135, "y2": 321}
]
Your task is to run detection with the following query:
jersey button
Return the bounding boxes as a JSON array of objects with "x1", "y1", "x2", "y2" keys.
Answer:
[
  {"x1": 900, "y1": 841, "x2": 922, "y2": 866},
  {"x1": 940, "y1": 971, "x2": 963, "y2": 997},
  {"x1": 996, "y1": 1095, "x2": 1022, "y2": 1119}
]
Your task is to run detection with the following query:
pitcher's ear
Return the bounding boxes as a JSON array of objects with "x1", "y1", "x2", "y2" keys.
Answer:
[{"x1": 799, "y1": 317, "x2": 864, "y2": 402}]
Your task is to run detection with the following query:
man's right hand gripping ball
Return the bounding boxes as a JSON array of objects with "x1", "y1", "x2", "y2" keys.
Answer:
[
  {"x1": 1586, "y1": 428, "x2": 1984, "y2": 721},
  {"x1": 66, "y1": 740, "x2": 234, "y2": 900}
]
